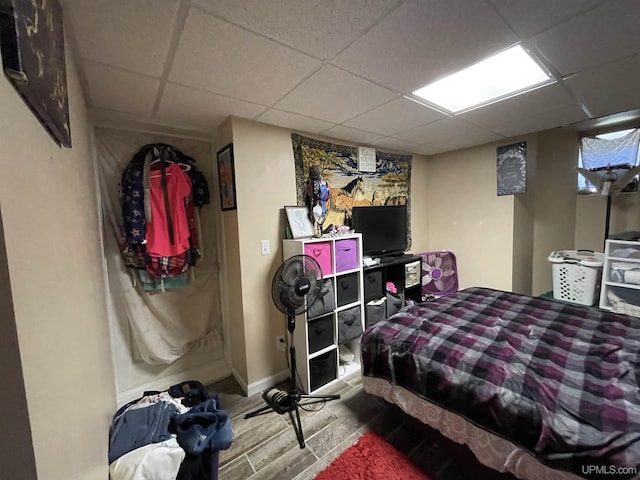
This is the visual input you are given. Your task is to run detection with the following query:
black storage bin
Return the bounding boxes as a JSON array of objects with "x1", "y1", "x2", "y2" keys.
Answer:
[
  {"x1": 336, "y1": 272, "x2": 359, "y2": 307},
  {"x1": 309, "y1": 349, "x2": 337, "y2": 391},
  {"x1": 337, "y1": 305, "x2": 363, "y2": 344},
  {"x1": 307, "y1": 314, "x2": 334, "y2": 354},
  {"x1": 386, "y1": 291, "x2": 405, "y2": 317},
  {"x1": 365, "y1": 298, "x2": 386, "y2": 328},
  {"x1": 307, "y1": 279, "x2": 335, "y2": 319},
  {"x1": 364, "y1": 270, "x2": 383, "y2": 302}
]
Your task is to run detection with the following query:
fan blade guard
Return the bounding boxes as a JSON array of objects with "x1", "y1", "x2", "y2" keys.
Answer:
[{"x1": 272, "y1": 255, "x2": 323, "y2": 315}]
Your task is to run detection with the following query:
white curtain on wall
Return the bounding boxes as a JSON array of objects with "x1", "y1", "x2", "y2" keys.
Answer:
[{"x1": 95, "y1": 127, "x2": 224, "y2": 365}]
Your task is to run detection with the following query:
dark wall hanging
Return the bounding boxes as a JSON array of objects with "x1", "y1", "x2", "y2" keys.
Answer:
[
  {"x1": 0, "y1": 0, "x2": 71, "y2": 147},
  {"x1": 217, "y1": 143, "x2": 237, "y2": 211},
  {"x1": 497, "y1": 141, "x2": 527, "y2": 196},
  {"x1": 291, "y1": 133, "x2": 412, "y2": 245}
]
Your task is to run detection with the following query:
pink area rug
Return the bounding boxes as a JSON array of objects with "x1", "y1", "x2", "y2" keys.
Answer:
[{"x1": 314, "y1": 431, "x2": 432, "y2": 480}]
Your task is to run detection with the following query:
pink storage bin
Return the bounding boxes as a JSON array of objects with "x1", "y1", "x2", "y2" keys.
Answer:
[
  {"x1": 305, "y1": 241, "x2": 333, "y2": 276},
  {"x1": 334, "y1": 238, "x2": 359, "y2": 272}
]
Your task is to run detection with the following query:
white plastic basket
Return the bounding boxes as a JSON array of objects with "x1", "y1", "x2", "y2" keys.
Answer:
[{"x1": 547, "y1": 250, "x2": 604, "y2": 306}]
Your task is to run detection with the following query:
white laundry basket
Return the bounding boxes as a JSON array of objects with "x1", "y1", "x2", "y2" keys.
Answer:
[{"x1": 547, "y1": 250, "x2": 604, "y2": 306}]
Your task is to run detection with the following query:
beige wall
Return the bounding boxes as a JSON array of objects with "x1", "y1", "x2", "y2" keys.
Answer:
[
  {"x1": 230, "y1": 118, "x2": 298, "y2": 386},
  {"x1": 217, "y1": 119, "x2": 249, "y2": 387},
  {"x1": 576, "y1": 193, "x2": 640, "y2": 253},
  {"x1": 0, "y1": 41, "x2": 115, "y2": 479},
  {"x1": 425, "y1": 143, "x2": 517, "y2": 291},
  {"x1": 531, "y1": 129, "x2": 579, "y2": 295},
  {"x1": 511, "y1": 136, "x2": 537, "y2": 295},
  {"x1": 423, "y1": 129, "x2": 583, "y2": 296},
  {"x1": 409, "y1": 155, "x2": 430, "y2": 254}
]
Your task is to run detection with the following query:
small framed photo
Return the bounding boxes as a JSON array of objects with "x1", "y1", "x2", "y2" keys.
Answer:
[
  {"x1": 285, "y1": 206, "x2": 314, "y2": 239},
  {"x1": 217, "y1": 143, "x2": 237, "y2": 211}
]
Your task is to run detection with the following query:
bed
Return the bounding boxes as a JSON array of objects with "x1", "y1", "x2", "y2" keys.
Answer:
[{"x1": 361, "y1": 287, "x2": 640, "y2": 480}]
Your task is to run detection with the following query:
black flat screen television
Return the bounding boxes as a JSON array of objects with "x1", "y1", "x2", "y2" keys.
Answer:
[{"x1": 351, "y1": 205, "x2": 408, "y2": 257}]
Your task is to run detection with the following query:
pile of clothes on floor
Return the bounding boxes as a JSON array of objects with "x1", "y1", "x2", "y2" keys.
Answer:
[{"x1": 109, "y1": 381, "x2": 232, "y2": 480}]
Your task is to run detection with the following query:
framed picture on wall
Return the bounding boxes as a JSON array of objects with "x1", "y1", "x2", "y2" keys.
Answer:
[
  {"x1": 496, "y1": 141, "x2": 527, "y2": 196},
  {"x1": 217, "y1": 143, "x2": 237, "y2": 211}
]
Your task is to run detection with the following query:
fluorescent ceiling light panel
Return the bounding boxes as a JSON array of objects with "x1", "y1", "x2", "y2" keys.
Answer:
[{"x1": 412, "y1": 45, "x2": 553, "y2": 113}]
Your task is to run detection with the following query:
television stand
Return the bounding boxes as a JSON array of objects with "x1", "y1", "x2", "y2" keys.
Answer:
[
  {"x1": 363, "y1": 253, "x2": 422, "y2": 311},
  {"x1": 379, "y1": 253, "x2": 412, "y2": 264}
]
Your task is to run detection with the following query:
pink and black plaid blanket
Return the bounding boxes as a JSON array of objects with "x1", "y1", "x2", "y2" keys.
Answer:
[{"x1": 362, "y1": 287, "x2": 640, "y2": 478}]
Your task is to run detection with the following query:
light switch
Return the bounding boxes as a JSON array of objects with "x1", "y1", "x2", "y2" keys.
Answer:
[{"x1": 261, "y1": 240, "x2": 270, "y2": 255}]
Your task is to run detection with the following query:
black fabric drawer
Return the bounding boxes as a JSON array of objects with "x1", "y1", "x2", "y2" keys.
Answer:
[
  {"x1": 337, "y1": 305, "x2": 363, "y2": 344},
  {"x1": 336, "y1": 273, "x2": 359, "y2": 307},
  {"x1": 307, "y1": 314, "x2": 334, "y2": 354},
  {"x1": 364, "y1": 270, "x2": 383, "y2": 302},
  {"x1": 307, "y1": 279, "x2": 335, "y2": 319},
  {"x1": 386, "y1": 291, "x2": 405, "y2": 317},
  {"x1": 309, "y1": 349, "x2": 337, "y2": 391},
  {"x1": 365, "y1": 299, "x2": 386, "y2": 328}
]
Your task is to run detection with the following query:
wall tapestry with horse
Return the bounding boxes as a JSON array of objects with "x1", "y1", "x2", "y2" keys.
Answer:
[{"x1": 291, "y1": 133, "x2": 412, "y2": 241}]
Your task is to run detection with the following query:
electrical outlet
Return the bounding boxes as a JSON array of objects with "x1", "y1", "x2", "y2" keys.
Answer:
[
  {"x1": 261, "y1": 240, "x2": 270, "y2": 255},
  {"x1": 276, "y1": 335, "x2": 286, "y2": 351}
]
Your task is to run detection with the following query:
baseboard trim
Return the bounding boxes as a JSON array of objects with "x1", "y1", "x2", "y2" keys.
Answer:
[
  {"x1": 230, "y1": 367, "x2": 248, "y2": 395},
  {"x1": 245, "y1": 368, "x2": 290, "y2": 397},
  {"x1": 116, "y1": 357, "x2": 231, "y2": 406}
]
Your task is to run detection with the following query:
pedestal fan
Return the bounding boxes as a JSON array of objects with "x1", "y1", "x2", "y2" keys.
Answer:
[
  {"x1": 577, "y1": 164, "x2": 640, "y2": 249},
  {"x1": 244, "y1": 254, "x2": 340, "y2": 449}
]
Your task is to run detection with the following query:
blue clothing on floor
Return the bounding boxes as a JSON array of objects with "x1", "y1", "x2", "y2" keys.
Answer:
[
  {"x1": 169, "y1": 398, "x2": 232, "y2": 480},
  {"x1": 109, "y1": 402, "x2": 178, "y2": 463},
  {"x1": 169, "y1": 398, "x2": 232, "y2": 454}
]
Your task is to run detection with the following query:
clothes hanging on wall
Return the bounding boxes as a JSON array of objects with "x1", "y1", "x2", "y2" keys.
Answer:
[
  {"x1": 120, "y1": 143, "x2": 210, "y2": 288},
  {"x1": 96, "y1": 128, "x2": 223, "y2": 367}
]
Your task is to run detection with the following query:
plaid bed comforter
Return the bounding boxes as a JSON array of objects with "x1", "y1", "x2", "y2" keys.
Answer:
[{"x1": 361, "y1": 287, "x2": 640, "y2": 478}]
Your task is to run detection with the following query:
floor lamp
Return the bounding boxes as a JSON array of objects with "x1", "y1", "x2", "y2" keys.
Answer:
[{"x1": 577, "y1": 165, "x2": 640, "y2": 250}]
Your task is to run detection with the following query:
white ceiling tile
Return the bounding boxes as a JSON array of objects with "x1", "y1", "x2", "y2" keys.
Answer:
[
  {"x1": 332, "y1": 0, "x2": 517, "y2": 93},
  {"x1": 256, "y1": 109, "x2": 334, "y2": 134},
  {"x1": 192, "y1": 0, "x2": 403, "y2": 60},
  {"x1": 344, "y1": 97, "x2": 447, "y2": 136},
  {"x1": 83, "y1": 63, "x2": 159, "y2": 116},
  {"x1": 531, "y1": 0, "x2": 640, "y2": 76},
  {"x1": 156, "y1": 83, "x2": 266, "y2": 129},
  {"x1": 489, "y1": 0, "x2": 606, "y2": 38},
  {"x1": 408, "y1": 144, "x2": 446, "y2": 156},
  {"x1": 394, "y1": 118, "x2": 480, "y2": 144},
  {"x1": 169, "y1": 10, "x2": 321, "y2": 105},
  {"x1": 459, "y1": 84, "x2": 585, "y2": 133},
  {"x1": 492, "y1": 104, "x2": 587, "y2": 138},
  {"x1": 91, "y1": 108, "x2": 216, "y2": 139},
  {"x1": 565, "y1": 54, "x2": 640, "y2": 118},
  {"x1": 274, "y1": 65, "x2": 397, "y2": 123},
  {"x1": 429, "y1": 130, "x2": 504, "y2": 151},
  {"x1": 61, "y1": 0, "x2": 178, "y2": 77},
  {"x1": 372, "y1": 136, "x2": 420, "y2": 153},
  {"x1": 320, "y1": 126, "x2": 383, "y2": 146}
]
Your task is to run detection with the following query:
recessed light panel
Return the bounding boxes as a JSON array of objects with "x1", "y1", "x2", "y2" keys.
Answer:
[{"x1": 412, "y1": 45, "x2": 553, "y2": 113}]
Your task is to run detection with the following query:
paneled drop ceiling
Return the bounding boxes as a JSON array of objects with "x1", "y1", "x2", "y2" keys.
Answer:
[{"x1": 60, "y1": 0, "x2": 640, "y2": 155}]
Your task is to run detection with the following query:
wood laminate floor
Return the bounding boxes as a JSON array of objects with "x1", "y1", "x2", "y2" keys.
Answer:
[{"x1": 209, "y1": 371, "x2": 518, "y2": 480}]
